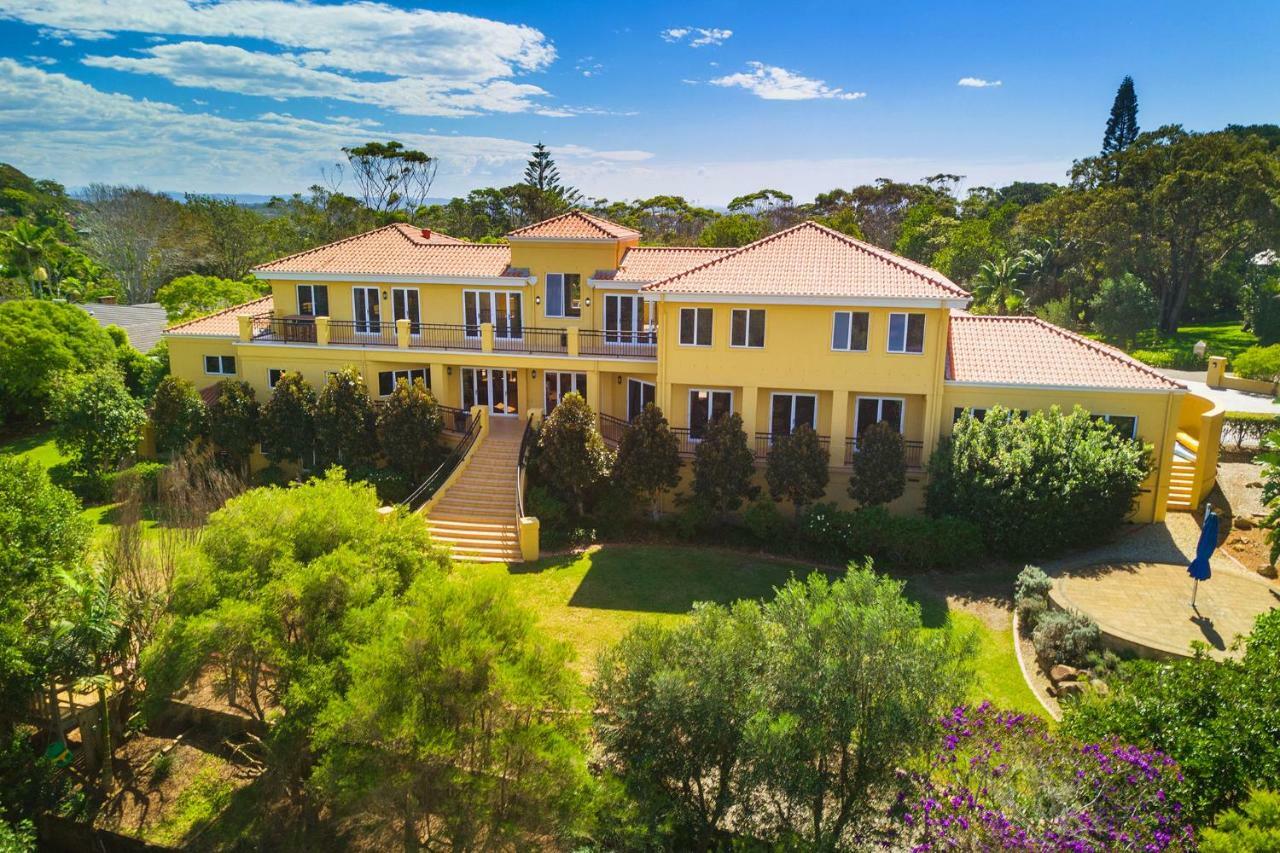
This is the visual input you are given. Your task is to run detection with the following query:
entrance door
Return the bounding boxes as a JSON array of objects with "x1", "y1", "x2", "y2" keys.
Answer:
[
  {"x1": 461, "y1": 368, "x2": 520, "y2": 416},
  {"x1": 353, "y1": 286, "x2": 381, "y2": 334},
  {"x1": 627, "y1": 379, "x2": 655, "y2": 421}
]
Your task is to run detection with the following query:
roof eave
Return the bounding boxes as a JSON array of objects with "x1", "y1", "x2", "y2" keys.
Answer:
[
  {"x1": 944, "y1": 379, "x2": 1186, "y2": 395},
  {"x1": 254, "y1": 270, "x2": 535, "y2": 286}
]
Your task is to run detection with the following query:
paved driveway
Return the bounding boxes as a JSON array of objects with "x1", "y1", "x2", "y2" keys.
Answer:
[{"x1": 1158, "y1": 369, "x2": 1278, "y2": 413}]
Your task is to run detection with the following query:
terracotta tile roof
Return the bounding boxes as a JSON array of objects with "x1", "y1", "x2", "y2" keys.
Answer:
[
  {"x1": 253, "y1": 223, "x2": 514, "y2": 277},
  {"x1": 507, "y1": 210, "x2": 640, "y2": 240},
  {"x1": 164, "y1": 296, "x2": 272, "y2": 336},
  {"x1": 199, "y1": 383, "x2": 223, "y2": 406},
  {"x1": 642, "y1": 221, "x2": 969, "y2": 300},
  {"x1": 594, "y1": 246, "x2": 735, "y2": 283},
  {"x1": 946, "y1": 313, "x2": 1186, "y2": 391}
]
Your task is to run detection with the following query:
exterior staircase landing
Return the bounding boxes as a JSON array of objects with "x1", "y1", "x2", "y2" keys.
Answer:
[{"x1": 425, "y1": 419, "x2": 523, "y2": 563}]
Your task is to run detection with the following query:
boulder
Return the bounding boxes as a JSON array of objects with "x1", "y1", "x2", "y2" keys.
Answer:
[
  {"x1": 1056, "y1": 681, "x2": 1086, "y2": 698},
  {"x1": 1049, "y1": 664, "x2": 1082, "y2": 683},
  {"x1": 1260, "y1": 563, "x2": 1278, "y2": 580},
  {"x1": 1233, "y1": 515, "x2": 1254, "y2": 530},
  {"x1": 1090, "y1": 678, "x2": 1110, "y2": 696}
]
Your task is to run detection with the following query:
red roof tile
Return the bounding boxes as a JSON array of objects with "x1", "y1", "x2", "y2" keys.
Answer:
[
  {"x1": 253, "y1": 223, "x2": 514, "y2": 277},
  {"x1": 642, "y1": 221, "x2": 969, "y2": 301},
  {"x1": 946, "y1": 313, "x2": 1185, "y2": 391},
  {"x1": 164, "y1": 296, "x2": 273, "y2": 337},
  {"x1": 507, "y1": 210, "x2": 640, "y2": 240},
  {"x1": 595, "y1": 246, "x2": 735, "y2": 283}
]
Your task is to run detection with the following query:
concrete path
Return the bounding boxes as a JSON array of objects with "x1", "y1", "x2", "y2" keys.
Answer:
[
  {"x1": 1045, "y1": 515, "x2": 1280, "y2": 660},
  {"x1": 1158, "y1": 368, "x2": 1278, "y2": 413}
]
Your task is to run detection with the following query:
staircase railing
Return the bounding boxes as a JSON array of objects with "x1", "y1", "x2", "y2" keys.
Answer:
[
  {"x1": 516, "y1": 415, "x2": 535, "y2": 519},
  {"x1": 401, "y1": 414, "x2": 482, "y2": 511}
]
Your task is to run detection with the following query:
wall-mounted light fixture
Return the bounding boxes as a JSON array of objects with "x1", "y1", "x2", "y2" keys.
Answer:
[
  {"x1": 535, "y1": 295, "x2": 541, "y2": 305},
  {"x1": 531, "y1": 369, "x2": 538, "y2": 378},
  {"x1": 616, "y1": 375, "x2": 623, "y2": 385},
  {"x1": 585, "y1": 297, "x2": 592, "y2": 308},
  {"x1": 446, "y1": 366, "x2": 452, "y2": 376}
]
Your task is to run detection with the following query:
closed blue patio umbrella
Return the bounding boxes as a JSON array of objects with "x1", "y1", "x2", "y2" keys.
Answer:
[{"x1": 1188, "y1": 505, "x2": 1218, "y2": 608}]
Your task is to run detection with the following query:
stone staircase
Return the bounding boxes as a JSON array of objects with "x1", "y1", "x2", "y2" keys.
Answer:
[
  {"x1": 424, "y1": 422, "x2": 523, "y2": 563},
  {"x1": 1166, "y1": 431, "x2": 1199, "y2": 512}
]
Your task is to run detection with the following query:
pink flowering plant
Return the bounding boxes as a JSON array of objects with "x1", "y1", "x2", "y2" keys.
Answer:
[{"x1": 896, "y1": 703, "x2": 1194, "y2": 851}]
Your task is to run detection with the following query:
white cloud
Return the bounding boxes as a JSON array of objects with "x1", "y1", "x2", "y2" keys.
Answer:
[
  {"x1": 0, "y1": 59, "x2": 651, "y2": 196},
  {"x1": 1, "y1": 0, "x2": 568, "y2": 117},
  {"x1": 575, "y1": 57, "x2": 603, "y2": 78},
  {"x1": 661, "y1": 26, "x2": 732, "y2": 47},
  {"x1": 24, "y1": 55, "x2": 57, "y2": 66},
  {"x1": 958, "y1": 77, "x2": 1002, "y2": 88},
  {"x1": 710, "y1": 62, "x2": 865, "y2": 101}
]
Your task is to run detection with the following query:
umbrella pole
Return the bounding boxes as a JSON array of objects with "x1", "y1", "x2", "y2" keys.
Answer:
[{"x1": 1191, "y1": 578, "x2": 1199, "y2": 608}]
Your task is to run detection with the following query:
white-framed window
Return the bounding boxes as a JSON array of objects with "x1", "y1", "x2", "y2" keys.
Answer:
[
  {"x1": 887, "y1": 312, "x2": 926, "y2": 354},
  {"x1": 378, "y1": 368, "x2": 429, "y2": 397},
  {"x1": 544, "y1": 273, "x2": 581, "y2": 318},
  {"x1": 688, "y1": 388, "x2": 733, "y2": 439},
  {"x1": 854, "y1": 396, "x2": 905, "y2": 437},
  {"x1": 679, "y1": 307, "x2": 713, "y2": 346},
  {"x1": 296, "y1": 284, "x2": 328, "y2": 316},
  {"x1": 204, "y1": 355, "x2": 236, "y2": 375},
  {"x1": 730, "y1": 308, "x2": 766, "y2": 348},
  {"x1": 391, "y1": 287, "x2": 421, "y2": 333},
  {"x1": 463, "y1": 290, "x2": 523, "y2": 339},
  {"x1": 770, "y1": 393, "x2": 817, "y2": 436},
  {"x1": 353, "y1": 286, "x2": 382, "y2": 334},
  {"x1": 268, "y1": 368, "x2": 286, "y2": 389},
  {"x1": 627, "y1": 379, "x2": 655, "y2": 421},
  {"x1": 1097, "y1": 414, "x2": 1139, "y2": 440},
  {"x1": 832, "y1": 311, "x2": 870, "y2": 351},
  {"x1": 544, "y1": 372, "x2": 587, "y2": 413}
]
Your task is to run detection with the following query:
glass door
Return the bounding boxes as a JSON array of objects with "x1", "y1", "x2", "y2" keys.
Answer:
[
  {"x1": 627, "y1": 379, "x2": 655, "y2": 420},
  {"x1": 464, "y1": 290, "x2": 523, "y2": 339},
  {"x1": 392, "y1": 287, "x2": 420, "y2": 334},
  {"x1": 353, "y1": 286, "x2": 381, "y2": 334},
  {"x1": 461, "y1": 368, "x2": 520, "y2": 416},
  {"x1": 605, "y1": 295, "x2": 651, "y2": 343},
  {"x1": 689, "y1": 389, "x2": 732, "y2": 439}
]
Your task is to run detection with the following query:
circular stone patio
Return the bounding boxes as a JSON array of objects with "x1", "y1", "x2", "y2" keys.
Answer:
[{"x1": 1051, "y1": 560, "x2": 1280, "y2": 660}]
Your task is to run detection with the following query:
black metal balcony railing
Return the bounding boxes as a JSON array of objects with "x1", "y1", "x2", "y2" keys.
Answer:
[
  {"x1": 250, "y1": 313, "x2": 317, "y2": 343},
  {"x1": 438, "y1": 405, "x2": 471, "y2": 434},
  {"x1": 844, "y1": 436, "x2": 925, "y2": 469},
  {"x1": 328, "y1": 318, "x2": 397, "y2": 347},
  {"x1": 495, "y1": 326, "x2": 567, "y2": 355},
  {"x1": 579, "y1": 329, "x2": 658, "y2": 359},
  {"x1": 669, "y1": 427, "x2": 699, "y2": 458},
  {"x1": 599, "y1": 413, "x2": 630, "y2": 446},
  {"x1": 753, "y1": 431, "x2": 831, "y2": 459},
  {"x1": 410, "y1": 324, "x2": 482, "y2": 351}
]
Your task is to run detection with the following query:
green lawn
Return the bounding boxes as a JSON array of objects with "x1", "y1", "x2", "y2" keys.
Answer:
[
  {"x1": 482, "y1": 545, "x2": 1044, "y2": 718},
  {"x1": 1127, "y1": 319, "x2": 1258, "y2": 368}
]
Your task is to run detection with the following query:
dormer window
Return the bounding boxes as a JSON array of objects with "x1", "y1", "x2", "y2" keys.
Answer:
[{"x1": 546, "y1": 273, "x2": 581, "y2": 318}]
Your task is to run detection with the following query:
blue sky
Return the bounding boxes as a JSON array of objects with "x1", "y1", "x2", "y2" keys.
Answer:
[{"x1": 1, "y1": 0, "x2": 1277, "y2": 205}]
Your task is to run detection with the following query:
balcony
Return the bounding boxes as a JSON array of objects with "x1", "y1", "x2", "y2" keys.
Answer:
[{"x1": 245, "y1": 313, "x2": 655, "y2": 360}]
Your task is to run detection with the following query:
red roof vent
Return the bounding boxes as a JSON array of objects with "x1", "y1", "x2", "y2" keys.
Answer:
[{"x1": 420, "y1": 228, "x2": 432, "y2": 239}]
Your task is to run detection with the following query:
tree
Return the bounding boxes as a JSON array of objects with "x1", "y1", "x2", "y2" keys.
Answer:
[
  {"x1": 0, "y1": 299, "x2": 117, "y2": 424},
  {"x1": 48, "y1": 366, "x2": 146, "y2": 475},
  {"x1": 79, "y1": 184, "x2": 190, "y2": 304},
  {"x1": 594, "y1": 566, "x2": 972, "y2": 848},
  {"x1": 522, "y1": 142, "x2": 582, "y2": 222},
  {"x1": 0, "y1": 220, "x2": 55, "y2": 297},
  {"x1": 1102, "y1": 76, "x2": 1140, "y2": 154},
  {"x1": 1202, "y1": 789, "x2": 1280, "y2": 853},
  {"x1": 150, "y1": 376, "x2": 207, "y2": 456},
  {"x1": 312, "y1": 571, "x2": 593, "y2": 850},
  {"x1": 340, "y1": 141, "x2": 437, "y2": 214},
  {"x1": 206, "y1": 380, "x2": 259, "y2": 472},
  {"x1": 533, "y1": 392, "x2": 611, "y2": 517},
  {"x1": 155, "y1": 274, "x2": 267, "y2": 322},
  {"x1": 971, "y1": 254, "x2": 1027, "y2": 313},
  {"x1": 848, "y1": 421, "x2": 906, "y2": 507},
  {"x1": 375, "y1": 378, "x2": 442, "y2": 483},
  {"x1": 612, "y1": 403, "x2": 682, "y2": 519},
  {"x1": 927, "y1": 406, "x2": 1150, "y2": 557},
  {"x1": 182, "y1": 194, "x2": 267, "y2": 280},
  {"x1": 691, "y1": 413, "x2": 755, "y2": 516},
  {"x1": 314, "y1": 366, "x2": 376, "y2": 470},
  {"x1": 764, "y1": 425, "x2": 829, "y2": 513},
  {"x1": 1090, "y1": 272, "x2": 1157, "y2": 348},
  {"x1": 260, "y1": 371, "x2": 316, "y2": 468},
  {"x1": 697, "y1": 214, "x2": 764, "y2": 247}
]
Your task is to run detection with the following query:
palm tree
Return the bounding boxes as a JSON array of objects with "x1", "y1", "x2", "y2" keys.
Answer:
[
  {"x1": 1, "y1": 220, "x2": 56, "y2": 296},
  {"x1": 972, "y1": 255, "x2": 1027, "y2": 314}
]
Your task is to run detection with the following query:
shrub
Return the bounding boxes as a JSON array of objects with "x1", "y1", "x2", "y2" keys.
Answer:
[
  {"x1": 47, "y1": 365, "x2": 147, "y2": 475},
  {"x1": 691, "y1": 412, "x2": 755, "y2": 516},
  {"x1": 314, "y1": 366, "x2": 375, "y2": 470},
  {"x1": 1090, "y1": 272, "x2": 1157, "y2": 348},
  {"x1": 348, "y1": 465, "x2": 410, "y2": 505},
  {"x1": 927, "y1": 405, "x2": 1150, "y2": 558},
  {"x1": 1033, "y1": 296, "x2": 1080, "y2": 330},
  {"x1": 765, "y1": 425, "x2": 829, "y2": 512},
  {"x1": 151, "y1": 375, "x2": 207, "y2": 456},
  {"x1": 206, "y1": 380, "x2": 259, "y2": 471},
  {"x1": 1032, "y1": 608, "x2": 1101, "y2": 668},
  {"x1": 848, "y1": 421, "x2": 906, "y2": 507},
  {"x1": 612, "y1": 403, "x2": 681, "y2": 519},
  {"x1": 0, "y1": 298, "x2": 117, "y2": 423},
  {"x1": 797, "y1": 503, "x2": 984, "y2": 572},
  {"x1": 1201, "y1": 789, "x2": 1280, "y2": 853},
  {"x1": 524, "y1": 484, "x2": 568, "y2": 533},
  {"x1": 742, "y1": 497, "x2": 790, "y2": 545},
  {"x1": 1131, "y1": 348, "x2": 1207, "y2": 371},
  {"x1": 112, "y1": 460, "x2": 168, "y2": 503},
  {"x1": 532, "y1": 392, "x2": 611, "y2": 518},
  {"x1": 1014, "y1": 565, "x2": 1054, "y2": 630},
  {"x1": 1223, "y1": 412, "x2": 1280, "y2": 449},
  {"x1": 375, "y1": 377, "x2": 442, "y2": 483},
  {"x1": 260, "y1": 371, "x2": 316, "y2": 467},
  {"x1": 1232, "y1": 344, "x2": 1280, "y2": 382},
  {"x1": 671, "y1": 497, "x2": 715, "y2": 541}
]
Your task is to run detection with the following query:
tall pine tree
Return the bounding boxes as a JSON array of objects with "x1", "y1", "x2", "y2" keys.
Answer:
[
  {"x1": 1102, "y1": 76, "x2": 1140, "y2": 154},
  {"x1": 521, "y1": 143, "x2": 581, "y2": 222}
]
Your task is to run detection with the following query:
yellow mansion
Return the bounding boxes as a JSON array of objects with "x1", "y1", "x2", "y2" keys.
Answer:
[{"x1": 163, "y1": 211, "x2": 1221, "y2": 561}]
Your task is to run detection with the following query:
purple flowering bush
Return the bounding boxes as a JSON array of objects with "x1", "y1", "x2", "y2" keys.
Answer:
[{"x1": 897, "y1": 703, "x2": 1194, "y2": 851}]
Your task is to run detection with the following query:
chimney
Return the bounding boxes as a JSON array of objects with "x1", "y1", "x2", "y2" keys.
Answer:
[
  {"x1": 97, "y1": 295, "x2": 117, "y2": 305},
  {"x1": 420, "y1": 228, "x2": 432, "y2": 239}
]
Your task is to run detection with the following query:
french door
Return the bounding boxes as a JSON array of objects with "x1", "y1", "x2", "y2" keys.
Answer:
[
  {"x1": 771, "y1": 393, "x2": 817, "y2": 436},
  {"x1": 544, "y1": 372, "x2": 586, "y2": 413},
  {"x1": 854, "y1": 397, "x2": 904, "y2": 437},
  {"x1": 627, "y1": 379, "x2": 655, "y2": 421},
  {"x1": 392, "y1": 287, "x2": 421, "y2": 334},
  {"x1": 463, "y1": 290, "x2": 523, "y2": 340},
  {"x1": 461, "y1": 368, "x2": 519, "y2": 416},
  {"x1": 604, "y1": 294, "x2": 653, "y2": 343},
  {"x1": 689, "y1": 389, "x2": 732, "y2": 439},
  {"x1": 353, "y1": 286, "x2": 381, "y2": 334}
]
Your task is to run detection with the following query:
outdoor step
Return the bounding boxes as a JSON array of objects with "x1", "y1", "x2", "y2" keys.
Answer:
[
  {"x1": 430, "y1": 527, "x2": 519, "y2": 542},
  {"x1": 432, "y1": 502, "x2": 517, "y2": 516},
  {"x1": 427, "y1": 516, "x2": 517, "y2": 530},
  {"x1": 449, "y1": 553, "x2": 521, "y2": 564},
  {"x1": 442, "y1": 543, "x2": 523, "y2": 558}
]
